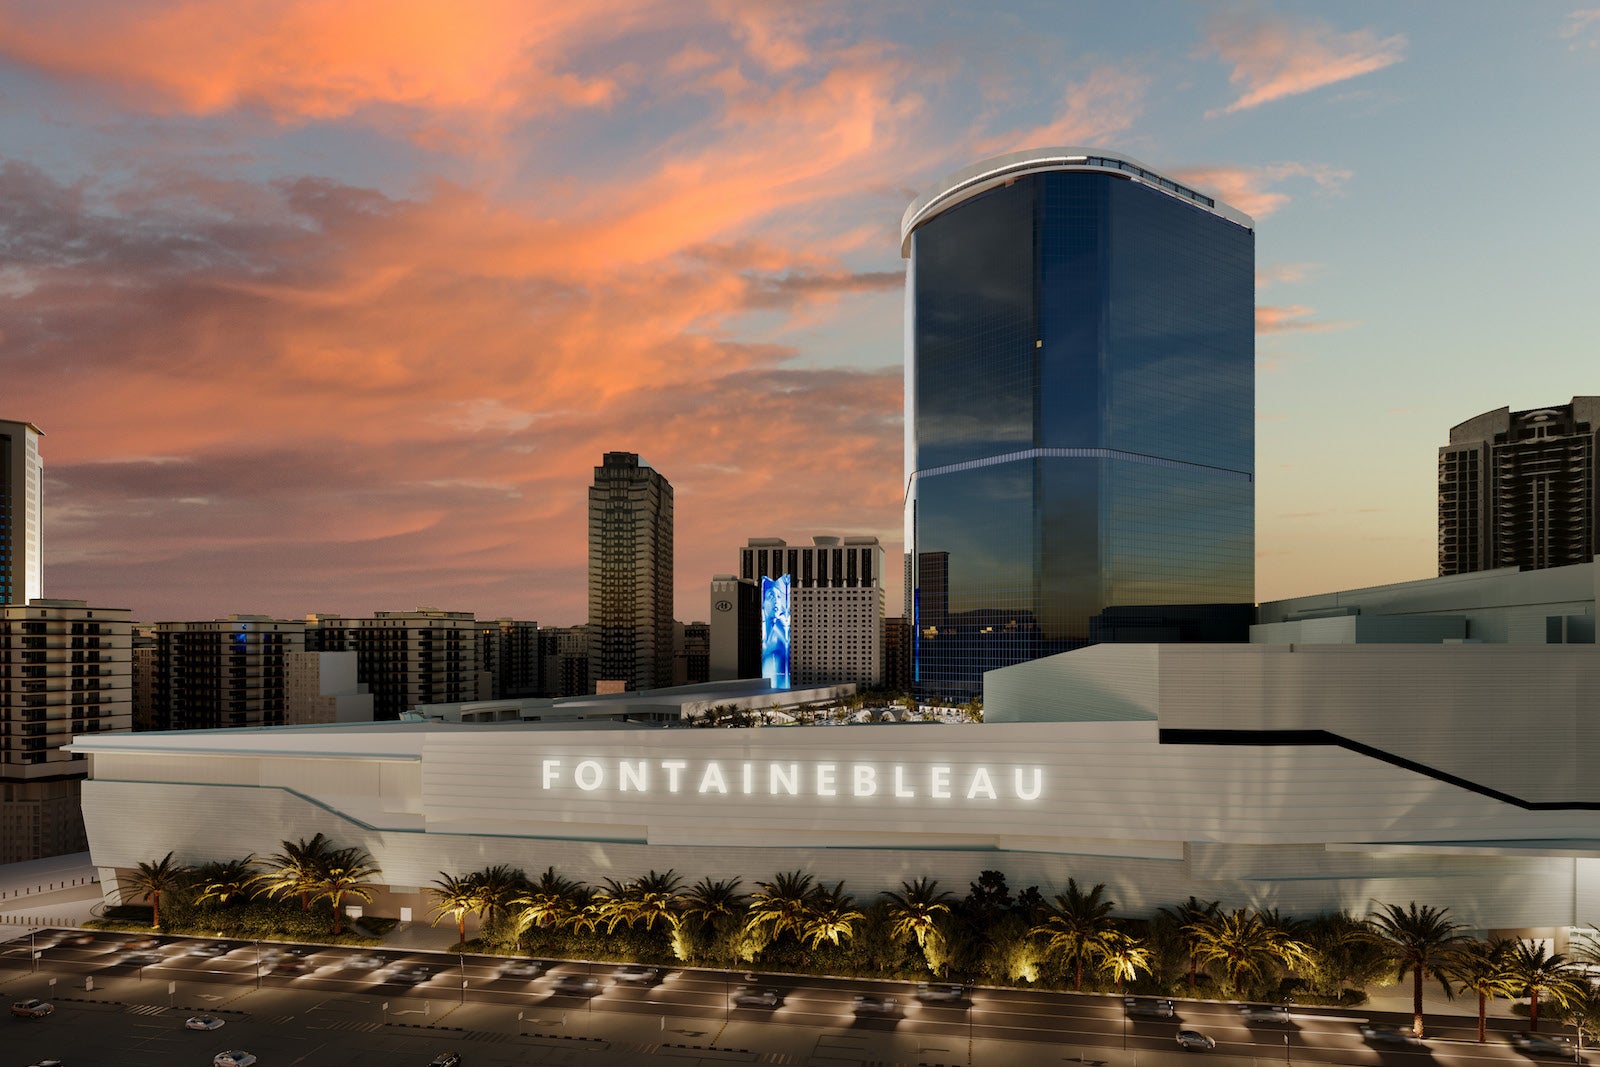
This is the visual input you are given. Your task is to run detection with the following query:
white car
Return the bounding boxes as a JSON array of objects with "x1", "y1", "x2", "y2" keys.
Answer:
[
  {"x1": 852, "y1": 993, "x2": 899, "y2": 1015},
  {"x1": 499, "y1": 959, "x2": 543, "y2": 979},
  {"x1": 1238, "y1": 1004, "x2": 1291, "y2": 1024},
  {"x1": 186, "y1": 1015, "x2": 225, "y2": 1031},
  {"x1": 916, "y1": 983, "x2": 969, "y2": 1004},
  {"x1": 1176, "y1": 1030, "x2": 1217, "y2": 1052},
  {"x1": 213, "y1": 1053, "x2": 257, "y2": 1067},
  {"x1": 551, "y1": 974, "x2": 601, "y2": 995},
  {"x1": 612, "y1": 965, "x2": 662, "y2": 984},
  {"x1": 732, "y1": 986, "x2": 779, "y2": 1008}
]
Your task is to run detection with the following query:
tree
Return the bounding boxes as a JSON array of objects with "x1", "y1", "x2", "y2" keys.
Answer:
[
  {"x1": 802, "y1": 882, "x2": 864, "y2": 949},
  {"x1": 884, "y1": 877, "x2": 956, "y2": 952},
  {"x1": 119, "y1": 851, "x2": 192, "y2": 930},
  {"x1": 1558, "y1": 979, "x2": 1600, "y2": 1057},
  {"x1": 472, "y1": 864, "x2": 526, "y2": 932},
  {"x1": 746, "y1": 870, "x2": 820, "y2": 946},
  {"x1": 1029, "y1": 879, "x2": 1120, "y2": 992},
  {"x1": 1191, "y1": 908, "x2": 1313, "y2": 998},
  {"x1": 315, "y1": 845, "x2": 382, "y2": 936},
  {"x1": 1096, "y1": 931, "x2": 1154, "y2": 993},
  {"x1": 254, "y1": 832, "x2": 335, "y2": 912},
  {"x1": 1303, "y1": 911, "x2": 1391, "y2": 1000},
  {"x1": 1442, "y1": 938, "x2": 1519, "y2": 1043},
  {"x1": 1159, "y1": 896, "x2": 1221, "y2": 992},
  {"x1": 630, "y1": 869, "x2": 685, "y2": 932},
  {"x1": 1366, "y1": 902, "x2": 1467, "y2": 1037},
  {"x1": 511, "y1": 867, "x2": 587, "y2": 937},
  {"x1": 1505, "y1": 939, "x2": 1583, "y2": 1032},
  {"x1": 194, "y1": 855, "x2": 257, "y2": 908},
  {"x1": 681, "y1": 876, "x2": 746, "y2": 964},
  {"x1": 428, "y1": 871, "x2": 482, "y2": 946}
]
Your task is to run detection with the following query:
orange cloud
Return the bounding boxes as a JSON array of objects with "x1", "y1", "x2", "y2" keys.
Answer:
[
  {"x1": 1202, "y1": 13, "x2": 1406, "y2": 115},
  {"x1": 974, "y1": 64, "x2": 1148, "y2": 156},
  {"x1": 1561, "y1": 9, "x2": 1600, "y2": 48},
  {"x1": 1257, "y1": 304, "x2": 1354, "y2": 335},
  {"x1": 1176, "y1": 161, "x2": 1350, "y2": 218},
  {"x1": 0, "y1": 0, "x2": 644, "y2": 122}
]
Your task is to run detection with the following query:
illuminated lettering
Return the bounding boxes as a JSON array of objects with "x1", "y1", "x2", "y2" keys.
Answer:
[
  {"x1": 619, "y1": 760, "x2": 648, "y2": 792},
  {"x1": 770, "y1": 763, "x2": 798, "y2": 795},
  {"x1": 966, "y1": 767, "x2": 997, "y2": 800},
  {"x1": 930, "y1": 765, "x2": 951, "y2": 799},
  {"x1": 698, "y1": 762, "x2": 728, "y2": 794},
  {"x1": 816, "y1": 763, "x2": 837, "y2": 797},
  {"x1": 1015, "y1": 767, "x2": 1044, "y2": 801},
  {"x1": 660, "y1": 760, "x2": 688, "y2": 793},
  {"x1": 574, "y1": 760, "x2": 604, "y2": 791},
  {"x1": 893, "y1": 765, "x2": 915, "y2": 798},
  {"x1": 853, "y1": 764, "x2": 877, "y2": 797},
  {"x1": 742, "y1": 763, "x2": 754, "y2": 794},
  {"x1": 542, "y1": 759, "x2": 562, "y2": 789}
]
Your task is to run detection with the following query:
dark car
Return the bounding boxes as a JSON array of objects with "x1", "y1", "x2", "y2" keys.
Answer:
[
  {"x1": 1512, "y1": 1032, "x2": 1574, "y2": 1057},
  {"x1": 121, "y1": 952, "x2": 165, "y2": 967},
  {"x1": 187, "y1": 942, "x2": 238, "y2": 959},
  {"x1": 1176, "y1": 1030, "x2": 1216, "y2": 1052},
  {"x1": 551, "y1": 974, "x2": 601, "y2": 995},
  {"x1": 852, "y1": 993, "x2": 899, "y2": 1016},
  {"x1": 1126, "y1": 996, "x2": 1176, "y2": 1018},
  {"x1": 427, "y1": 1053, "x2": 462, "y2": 1067},
  {"x1": 1238, "y1": 1004, "x2": 1292, "y2": 1024},
  {"x1": 11, "y1": 998, "x2": 54, "y2": 1019},
  {"x1": 916, "y1": 983, "x2": 969, "y2": 1004},
  {"x1": 1361, "y1": 1025, "x2": 1425, "y2": 1046},
  {"x1": 390, "y1": 965, "x2": 436, "y2": 984}
]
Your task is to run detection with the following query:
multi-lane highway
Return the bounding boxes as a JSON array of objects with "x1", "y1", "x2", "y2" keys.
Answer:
[{"x1": 1, "y1": 929, "x2": 1584, "y2": 1066}]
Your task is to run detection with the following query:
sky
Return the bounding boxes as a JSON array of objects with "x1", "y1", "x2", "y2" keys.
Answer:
[{"x1": 3, "y1": 1, "x2": 1599, "y2": 626}]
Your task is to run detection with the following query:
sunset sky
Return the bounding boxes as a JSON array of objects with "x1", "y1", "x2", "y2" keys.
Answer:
[{"x1": 4, "y1": 2, "x2": 1599, "y2": 625}]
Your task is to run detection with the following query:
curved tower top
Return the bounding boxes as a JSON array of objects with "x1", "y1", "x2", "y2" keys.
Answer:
[{"x1": 901, "y1": 147, "x2": 1253, "y2": 257}]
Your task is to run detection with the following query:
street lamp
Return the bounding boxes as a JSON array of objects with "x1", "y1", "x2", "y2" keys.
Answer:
[{"x1": 254, "y1": 939, "x2": 261, "y2": 991}]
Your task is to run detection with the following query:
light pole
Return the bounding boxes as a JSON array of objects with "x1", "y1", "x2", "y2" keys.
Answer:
[
  {"x1": 459, "y1": 950, "x2": 467, "y2": 1005},
  {"x1": 254, "y1": 939, "x2": 261, "y2": 990},
  {"x1": 1284, "y1": 1032, "x2": 1291, "y2": 1065}
]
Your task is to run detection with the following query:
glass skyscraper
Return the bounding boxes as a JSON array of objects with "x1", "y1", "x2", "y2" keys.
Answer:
[{"x1": 902, "y1": 149, "x2": 1255, "y2": 697}]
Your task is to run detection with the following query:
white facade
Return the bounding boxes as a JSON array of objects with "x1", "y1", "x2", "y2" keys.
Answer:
[
  {"x1": 65, "y1": 636, "x2": 1600, "y2": 932},
  {"x1": 740, "y1": 536, "x2": 885, "y2": 687}
]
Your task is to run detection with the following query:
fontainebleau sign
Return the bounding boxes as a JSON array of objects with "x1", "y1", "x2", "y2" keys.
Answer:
[{"x1": 539, "y1": 757, "x2": 1045, "y2": 801}]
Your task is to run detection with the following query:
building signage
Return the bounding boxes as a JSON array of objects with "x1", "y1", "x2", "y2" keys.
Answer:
[{"x1": 538, "y1": 757, "x2": 1044, "y2": 801}]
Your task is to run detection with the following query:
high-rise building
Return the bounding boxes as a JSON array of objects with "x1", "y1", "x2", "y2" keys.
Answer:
[
  {"x1": 0, "y1": 598, "x2": 131, "y2": 861},
  {"x1": 305, "y1": 609, "x2": 490, "y2": 719},
  {"x1": 284, "y1": 651, "x2": 373, "y2": 725},
  {"x1": 477, "y1": 617, "x2": 541, "y2": 699},
  {"x1": 538, "y1": 625, "x2": 589, "y2": 698},
  {"x1": 588, "y1": 452, "x2": 673, "y2": 692},
  {"x1": 740, "y1": 535, "x2": 884, "y2": 687},
  {"x1": 0, "y1": 419, "x2": 44, "y2": 607},
  {"x1": 882, "y1": 616, "x2": 912, "y2": 694},
  {"x1": 902, "y1": 148, "x2": 1256, "y2": 696},
  {"x1": 1439, "y1": 398, "x2": 1600, "y2": 576},
  {"x1": 148, "y1": 615, "x2": 304, "y2": 730},
  {"x1": 708, "y1": 575, "x2": 760, "y2": 681}
]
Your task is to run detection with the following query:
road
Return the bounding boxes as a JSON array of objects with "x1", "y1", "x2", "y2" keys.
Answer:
[{"x1": 1, "y1": 929, "x2": 1584, "y2": 1067}]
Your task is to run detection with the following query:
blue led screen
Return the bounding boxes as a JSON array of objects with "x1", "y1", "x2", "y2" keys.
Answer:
[{"x1": 760, "y1": 575, "x2": 791, "y2": 690}]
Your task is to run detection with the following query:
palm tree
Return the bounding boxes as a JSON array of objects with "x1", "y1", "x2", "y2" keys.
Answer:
[
  {"x1": 1029, "y1": 879, "x2": 1119, "y2": 992},
  {"x1": 746, "y1": 870, "x2": 821, "y2": 945},
  {"x1": 1096, "y1": 930, "x2": 1154, "y2": 993},
  {"x1": 253, "y1": 832, "x2": 335, "y2": 912},
  {"x1": 1443, "y1": 938, "x2": 1519, "y2": 1043},
  {"x1": 428, "y1": 871, "x2": 482, "y2": 946},
  {"x1": 1366, "y1": 902, "x2": 1467, "y2": 1037},
  {"x1": 681, "y1": 876, "x2": 746, "y2": 963},
  {"x1": 629, "y1": 870, "x2": 685, "y2": 932},
  {"x1": 471, "y1": 864, "x2": 526, "y2": 933},
  {"x1": 1191, "y1": 908, "x2": 1313, "y2": 998},
  {"x1": 119, "y1": 851, "x2": 192, "y2": 930},
  {"x1": 511, "y1": 867, "x2": 586, "y2": 937},
  {"x1": 315, "y1": 845, "x2": 382, "y2": 936},
  {"x1": 595, "y1": 877, "x2": 636, "y2": 933},
  {"x1": 1506, "y1": 939, "x2": 1583, "y2": 1032},
  {"x1": 883, "y1": 877, "x2": 956, "y2": 951},
  {"x1": 802, "y1": 882, "x2": 865, "y2": 948},
  {"x1": 1559, "y1": 979, "x2": 1600, "y2": 1057},
  {"x1": 1159, "y1": 896, "x2": 1221, "y2": 992},
  {"x1": 194, "y1": 855, "x2": 257, "y2": 908}
]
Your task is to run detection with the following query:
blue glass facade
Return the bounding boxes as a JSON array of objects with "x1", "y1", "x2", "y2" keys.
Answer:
[{"x1": 905, "y1": 154, "x2": 1255, "y2": 697}]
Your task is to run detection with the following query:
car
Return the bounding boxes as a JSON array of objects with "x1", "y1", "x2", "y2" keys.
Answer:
[
  {"x1": 1125, "y1": 996, "x2": 1176, "y2": 1018},
  {"x1": 731, "y1": 986, "x2": 779, "y2": 1008},
  {"x1": 1176, "y1": 1030, "x2": 1217, "y2": 1052},
  {"x1": 213, "y1": 1053, "x2": 257, "y2": 1067},
  {"x1": 426, "y1": 1054, "x2": 462, "y2": 1067},
  {"x1": 1361, "y1": 1025, "x2": 1425, "y2": 1046},
  {"x1": 122, "y1": 952, "x2": 165, "y2": 967},
  {"x1": 27, "y1": 1060, "x2": 64, "y2": 1066},
  {"x1": 125, "y1": 937, "x2": 162, "y2": 951},
  {"x1": 270, "y1": 959, "x2": 315, "y2": 974},
  {"x1": 390, "y1": 965, "x2": 436, "y2": 984},
  {"x1": 185, "y1": 1016, "x2": 226, "y2": 1031},
  {"x1": 916, "y1": 983, "x2": 970, "y2": 1004},
  {"x1": 612, "y1": 965, "x2": 662, "y2": 984},
  {"x1": 852, "y1": 993, "x2": 899, "y2": 1015},
  {"x1": 1512, "y1": 1032, "x2": 1574, "y2": 1057},
  {"x1": 499, "y1": 959, "x2": 543, "y2": 979},
  {"x1": 12, "y1": 998, "x2": 54, "y2": 1019},
  {"x1": 342, "y1": 954, "x2": 387, "y2": 970},
  {"x1": 551, "y1": 974, "x2": 601, "y2": 995},
  {"x1": 187, "y1": 942, "x2": 237, "y2": 959},
  {"x1": 63, "y1": 933, "x2": 96, "y2": 946},
  {"x1": 1238, "y1": 1004, "x2": 1292, "y2": 1024}
]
